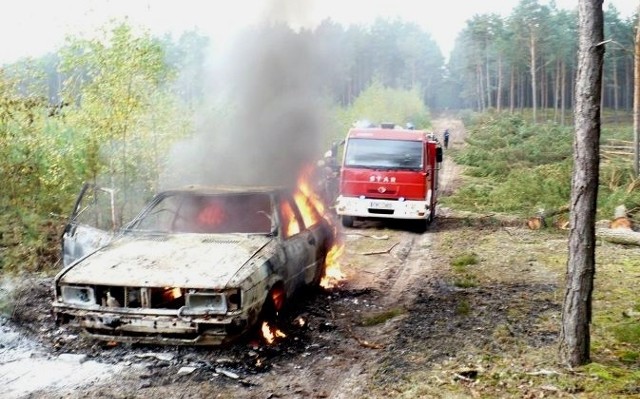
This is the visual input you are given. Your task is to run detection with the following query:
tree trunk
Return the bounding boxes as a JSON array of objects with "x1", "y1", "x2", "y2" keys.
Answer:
[
  {"x1": 561, "y1": 59, "x2": 567, "y2": 125},
  {"x1": 560, "y1": 0, "x2": 604, "y2": 367},
  {"x1": 634, "y1": 10, "x2": 640, "y2": 176},
  {"x1": 497, "y1": 55, "x2": 503, "y2": 112},
  {"x1": 510, "y1": 66, "x2": 515, "y2": 113},
  {"x1": 596, "y1": 228, "x2": 640, "y2": 245},
  {"x1": 478, "y1": 62, "x2": 486, "y2": 111},
  {"x1": 486, "y1": 51, "x2": 492, "y2": 109},
  {"x1": 530, "y1": 34, "x2": 538, "y2": 123},
  {"x1": 613, "y1": 55, "x2": 618, "y2": 123},
  {"x1": 554, "y1": 58, "x2": 561, "y2": 122}
]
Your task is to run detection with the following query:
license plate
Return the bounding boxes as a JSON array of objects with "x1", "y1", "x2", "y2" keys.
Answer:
[{"x1": 369, "y1": 200, "x2": 393, "y2": 209}]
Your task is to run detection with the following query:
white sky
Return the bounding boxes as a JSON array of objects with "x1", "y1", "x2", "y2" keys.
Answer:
[{"x1": 0, "y1": 0, "x2": 636, "y2": 63}]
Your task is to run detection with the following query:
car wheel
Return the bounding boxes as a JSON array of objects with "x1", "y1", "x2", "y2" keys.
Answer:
[
  {"x1": 341, "y1": 215, "x2": 354, "y2": 228},
  {"x1": 261, "y1": 284, "x2": 285, "y2": 322}
]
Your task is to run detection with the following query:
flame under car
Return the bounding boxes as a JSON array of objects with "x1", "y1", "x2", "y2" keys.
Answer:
[{"x1": 53, "y1": 185, "x2": 333, "y2": 345}]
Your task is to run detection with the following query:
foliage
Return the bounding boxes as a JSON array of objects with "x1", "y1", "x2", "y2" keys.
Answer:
[
  {"x1": 58, "y1": 22, "x2": 192, "y2": 221},
  {"x1": 448, "y1": 2, "x2": 636, "y2": 115},
  {"x1": 0, "y1": 21, "x2": 194, "y2": 272},
  {"x1": 331, "y1": 80, "x2": 431, "y2": 142},
  {"x1": 443, "y1": 113, "x2": 640, "y2": 218}
]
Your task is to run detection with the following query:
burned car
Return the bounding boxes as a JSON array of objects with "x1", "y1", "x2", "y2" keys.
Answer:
[{"x1": 53, "y1": 184, "x2": 334, "y2": 345}]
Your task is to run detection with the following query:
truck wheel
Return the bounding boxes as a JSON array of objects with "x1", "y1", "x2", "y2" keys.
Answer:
[
  {"x1": 413, "y1": 219, "x2": 429, "y2": 233},
  {"x1": 341, "y1": 215, "x2": 354, "y2": 228}
]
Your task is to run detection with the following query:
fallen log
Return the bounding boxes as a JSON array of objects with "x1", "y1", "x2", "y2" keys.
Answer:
[{"x1": 596, "y1": 228, "x2": 640, "y2": 246}]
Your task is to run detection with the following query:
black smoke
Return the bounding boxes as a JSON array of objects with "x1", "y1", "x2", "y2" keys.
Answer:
[{"x1": 161, "y1": 2, "x2": 331, "y2": 190}]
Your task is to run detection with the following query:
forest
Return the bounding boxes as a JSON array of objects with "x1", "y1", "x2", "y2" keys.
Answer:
[{"x1": 0, "y1": 1, "x2": 638, "y2": 273}]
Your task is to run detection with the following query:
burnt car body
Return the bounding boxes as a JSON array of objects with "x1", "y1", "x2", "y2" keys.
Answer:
[{"x1": 53, "y1": 184, "x2": 333, "y2": 345}]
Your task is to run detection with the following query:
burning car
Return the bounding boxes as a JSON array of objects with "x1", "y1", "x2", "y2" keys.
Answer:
[{"x1": 53, "y1": 183, "x2": 334, "y2": 345}]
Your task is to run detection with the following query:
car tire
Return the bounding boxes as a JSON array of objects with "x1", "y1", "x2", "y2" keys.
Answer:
[{"x1": 341, "y1": 215, "x2": 354, "y2": 228}]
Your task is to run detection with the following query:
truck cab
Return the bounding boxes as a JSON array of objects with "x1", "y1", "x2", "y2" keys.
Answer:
[{"x1": 335, "y1": 124, "x2": 442, "y2": 231}]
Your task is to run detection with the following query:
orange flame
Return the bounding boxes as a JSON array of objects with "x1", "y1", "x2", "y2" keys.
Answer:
[
  {"x1": 292, "y1": 164, "x2": 346, "y2": 289},
  {"x1": 261, "y1": 321, "x2": 286, "y2": 344},
  {"x1": 197, "y1": 202, "x2": 225, "y2": 226},
  {"x1": 292, "y1": 166, "x2": 324, "y2": 228},
  {"x1": 320, "y1": 239, "x2": 346, "y2": 288},
  {"x1": 281, "y1": 200, "x2": 301, "y2": 237}
]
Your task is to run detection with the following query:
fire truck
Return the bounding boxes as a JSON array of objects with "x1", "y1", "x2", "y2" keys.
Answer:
[{"x1": 334, "y1": 123, "x2": 443, "y2": 231}]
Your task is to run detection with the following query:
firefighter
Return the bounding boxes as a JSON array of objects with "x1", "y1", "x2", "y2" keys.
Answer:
[{"x1": 443, "y1": 129, "x2": 450, "y2": 149}]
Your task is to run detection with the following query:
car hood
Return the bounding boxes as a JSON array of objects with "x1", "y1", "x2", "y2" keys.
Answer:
[{"x1": 58, "y1": 233, "x2": 273, "y2": 288}]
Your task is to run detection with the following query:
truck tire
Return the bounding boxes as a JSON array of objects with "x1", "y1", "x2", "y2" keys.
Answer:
[
  {"x1": 413, "y1": 218, "x2": 429, "y2": 233},
  {"x1": 341, "y1": 215, "x2": 354, "y2": 228}
]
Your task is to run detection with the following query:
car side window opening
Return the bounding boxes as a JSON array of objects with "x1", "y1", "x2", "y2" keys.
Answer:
[{"x1": 74, "y1": 187, "x2": 116, "y2": 231}]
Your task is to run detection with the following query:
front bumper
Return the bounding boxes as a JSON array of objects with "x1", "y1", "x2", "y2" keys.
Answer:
[
  {"x1": 335, "y1": 195, "x2": 431, "y2": 220},
  {"x1": 53, "y1": 303, "x2": 248, "y2": 345}
]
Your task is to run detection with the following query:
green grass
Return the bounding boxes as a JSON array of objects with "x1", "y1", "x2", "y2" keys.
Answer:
[
  {"x1": 455, "y1": 299, "x2": 471, "y2": 315},
  {"x1": 453, "y1": 274, "x2": 477, "y2": 288},
  {"x1": 450, "y1": 253, "x2": 479, "y2": 288},
  {"x1": 451, "y1": 253, "x2": 478, "y2": 269},
  {"x1": 613, "y1": 322, "x2": 640, "y2": 344},
  {"x1": 361, "y1": 307, "x2": 406, "y2": 326}
]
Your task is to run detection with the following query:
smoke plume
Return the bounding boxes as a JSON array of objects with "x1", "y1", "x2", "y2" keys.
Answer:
[{"x1": 161, "y1": 1, "x2": 330, "y2": 190}]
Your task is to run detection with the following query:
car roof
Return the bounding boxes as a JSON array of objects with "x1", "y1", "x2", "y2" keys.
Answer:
[{"x1": 158, "y1": 185, "x2": 289, "y2": 196}]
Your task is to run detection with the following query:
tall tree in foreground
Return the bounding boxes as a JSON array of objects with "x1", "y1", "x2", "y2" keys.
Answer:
[
  {"x1": 560, "y1": 0, "x2": 604, "y2": 366},
  {"x1": 634, "y1": 7, "x2": 640, "y2": 176}
]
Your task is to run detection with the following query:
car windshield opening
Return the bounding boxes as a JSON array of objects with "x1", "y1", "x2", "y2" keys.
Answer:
[
  {"x1": 344, "y1": 138, "x2": 423, "y2": 170},
  {"x1": 130, "y1": 192, "x2": 274, "y2": 234}
]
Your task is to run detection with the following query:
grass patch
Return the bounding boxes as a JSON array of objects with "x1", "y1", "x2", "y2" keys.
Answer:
[
  {"x1": 361, "y1": 307, "x2": 406, "y2": 326},
  {"x1": 619, "y1": 351, "x2": 639, "y2": 364},
  {"x1": 613, "y1": 321, "x2": 640, "y2": 344},
  {"x1": 456, "y1": 299, "x2": 471, "y2": 315},
  {"x1": 453, "y1": 274, "x2": 477, "y2": 288},
  {"x1": 450, "y1": 253, "x2": 479, "y2": 287},
  {"x1": 450, "y1": 253, "x2": 478, "y2": 271}
]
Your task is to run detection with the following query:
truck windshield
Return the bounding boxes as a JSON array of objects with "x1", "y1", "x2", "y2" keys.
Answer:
[{"x1": 344, "y1": 138, "x2": 423, "y2": 170}]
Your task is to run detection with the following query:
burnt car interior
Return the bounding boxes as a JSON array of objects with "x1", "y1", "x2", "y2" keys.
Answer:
[{"x1": 128, "y1": 192, "x2": 274, "y2": 235}]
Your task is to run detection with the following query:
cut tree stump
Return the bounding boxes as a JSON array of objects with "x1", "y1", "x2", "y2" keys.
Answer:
[{"x1": 527, "y1": 205, "x2": 570, "y2": 230}]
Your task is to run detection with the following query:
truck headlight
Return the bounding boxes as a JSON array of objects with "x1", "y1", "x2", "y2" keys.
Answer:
[{"x1": 61, "y1": 286, "x2": 96, "y2": 305}]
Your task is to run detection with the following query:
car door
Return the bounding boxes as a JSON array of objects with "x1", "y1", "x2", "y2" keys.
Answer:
[
  {"x1": 61, "y1": 183, "x2": 118, "y2": 267},
  {"x1": 277, "y1": 195, "x2": 318, "y2": 295}
]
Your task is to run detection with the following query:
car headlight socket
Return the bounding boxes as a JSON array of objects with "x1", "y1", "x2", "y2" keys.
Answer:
[{"x1": 61, "y1": 285, "x2": 96, "y2": 305}]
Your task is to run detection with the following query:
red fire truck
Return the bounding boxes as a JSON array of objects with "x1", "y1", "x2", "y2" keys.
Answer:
[{"x1": 334, "y1": 123, "x2": 443, "y2": 231}]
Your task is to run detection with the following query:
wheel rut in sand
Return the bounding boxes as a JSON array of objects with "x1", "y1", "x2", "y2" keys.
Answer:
[{"x1": 326, "y1": 228, "x2": 436, "y2": 399}]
